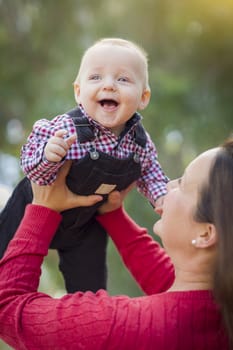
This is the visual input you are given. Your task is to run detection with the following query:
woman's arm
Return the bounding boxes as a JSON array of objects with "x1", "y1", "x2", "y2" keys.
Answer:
[
  {"x1": 0, "y1": 159, "x2": 172, "y2": 349},
  {"x1": 96, "y1": 207, "x2": 174, "y2": 295},
  {"x1": 0, "y1": 205, "x2": 119, "y2": 350}
]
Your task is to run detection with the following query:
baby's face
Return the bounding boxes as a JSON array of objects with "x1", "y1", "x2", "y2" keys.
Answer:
[{"x1": 74, "y1": 44, "x2": 150, "y2": 136}]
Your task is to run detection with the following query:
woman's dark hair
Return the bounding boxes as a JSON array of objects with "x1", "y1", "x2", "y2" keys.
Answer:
[{"x1": 194, "y1": 137, "x2": 233, "y2": 348}]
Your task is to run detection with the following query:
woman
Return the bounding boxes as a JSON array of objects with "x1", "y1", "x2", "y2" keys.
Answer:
[{"x1": 0, "y1": 138, "x2": 232, "y2": 349}]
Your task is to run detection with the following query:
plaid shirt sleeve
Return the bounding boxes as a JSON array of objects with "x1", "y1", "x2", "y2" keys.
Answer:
[
  {"x1": 136, "y1": 133, "x2": 169, "y2": 206},
  {"x1": 20, "y1": 115, "x2": 76, "y2": 185}
]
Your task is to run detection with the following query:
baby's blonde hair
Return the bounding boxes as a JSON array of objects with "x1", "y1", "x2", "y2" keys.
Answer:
[{"x1": 74, "y1": 37, "x2": 150, "y2": 89}]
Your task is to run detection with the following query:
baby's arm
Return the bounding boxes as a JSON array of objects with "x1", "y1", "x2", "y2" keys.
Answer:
[
  {"x1": 21, "y1": 115, "x2": 77, "y2": 185},
  {"x1": 136, "y1": 135, "x2": 169, "y2": 207}
]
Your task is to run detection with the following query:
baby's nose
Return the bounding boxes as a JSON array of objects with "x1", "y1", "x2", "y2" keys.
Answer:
[{"x1": 103, "y1": 77, "x2": 116, "y2": 90}]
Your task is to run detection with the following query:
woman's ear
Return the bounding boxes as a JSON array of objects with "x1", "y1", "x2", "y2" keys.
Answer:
[
  {"x1": 194, "y1": 224, "x2": 217, "y2": 248},
  {"x1": 138, "y1": 89, "x2": 151, "y2": 110}
]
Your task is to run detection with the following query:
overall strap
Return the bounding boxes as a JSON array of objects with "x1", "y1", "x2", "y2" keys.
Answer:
[
  {"x1": 66, "y1": 107, "x2": 95, "y2": 143},
  {"x1": 134, "y1": 122, "x2": 147, "y2": 148},
  {"x1": 117, "y1": 112, "x2": 148, "y2": 149}
]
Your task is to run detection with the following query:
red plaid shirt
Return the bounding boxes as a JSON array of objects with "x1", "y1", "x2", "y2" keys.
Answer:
[{"x1": 21, "y1": 106, "x2": 168, "y2": 205}]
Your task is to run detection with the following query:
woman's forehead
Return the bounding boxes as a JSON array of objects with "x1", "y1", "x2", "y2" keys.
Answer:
[{"x1": 184, "y1": 148, "x2": 219, "y2": 185}]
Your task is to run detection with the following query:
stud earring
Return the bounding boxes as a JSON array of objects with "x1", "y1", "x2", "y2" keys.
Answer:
[{"x1": 191, "y1": 239, "x2": 197, "y2": 246}]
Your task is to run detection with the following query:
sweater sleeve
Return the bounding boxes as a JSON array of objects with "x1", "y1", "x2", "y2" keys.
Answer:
[
  {"x1": 96, "y1": 207, "x2": 174, "y2": 295},
  {"x1": 0, "y1": 205, "x2": 120, "y2": 350},
  {"x1": 0, "y1": 204, "x2": 162, "y2": 350}
]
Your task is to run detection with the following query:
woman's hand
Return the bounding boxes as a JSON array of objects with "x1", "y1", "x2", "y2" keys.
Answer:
[
  {"x1": 31, "y1": 160, "x2": 103, "y2": 212},
  {"x1": 98, "y1": 182, "x2": 136, "y2": 215}
]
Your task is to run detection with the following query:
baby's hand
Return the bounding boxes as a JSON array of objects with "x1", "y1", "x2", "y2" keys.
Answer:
[{"x1": 44, "y1": 129, "x2": 76, "y2": 162}]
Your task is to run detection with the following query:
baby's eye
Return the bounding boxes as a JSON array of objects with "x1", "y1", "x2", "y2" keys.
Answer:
[
  {"x1": 118, "y1": 76, "x2": 130, "y2": 82},
  {"x1": 89, "y1": 74, "x2": 101, "y2": 80}
]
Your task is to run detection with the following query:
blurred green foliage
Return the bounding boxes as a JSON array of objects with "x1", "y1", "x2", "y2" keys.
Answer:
[{"x1": 0, "y1": 2, "x2": 232, "y2": 347}]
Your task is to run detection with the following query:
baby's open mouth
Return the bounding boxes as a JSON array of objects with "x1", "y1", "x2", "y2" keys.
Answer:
[{"x1": 99, "y1": 99, "x2": 118, "y2": 108}]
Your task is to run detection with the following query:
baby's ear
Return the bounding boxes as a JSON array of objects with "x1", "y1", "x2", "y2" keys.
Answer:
[
  {"x1": 73, "y1": 82, "x2": 80, "y2": 103},
  {"x1": 139, "y1": 89, "x2": 151, "y2": 110}
]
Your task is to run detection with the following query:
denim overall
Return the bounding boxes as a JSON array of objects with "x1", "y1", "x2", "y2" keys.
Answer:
[{"x1": 0, "y1": 107, "x2": 147, "y2": 293}]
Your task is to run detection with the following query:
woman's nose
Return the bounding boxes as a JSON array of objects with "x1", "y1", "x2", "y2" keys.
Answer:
[
  {"x1": 154, "y1": 195, "x2": 164, "y2": 216},
  {"x1": 154, "y1": 206, "x2": 163, "y2": 216}
]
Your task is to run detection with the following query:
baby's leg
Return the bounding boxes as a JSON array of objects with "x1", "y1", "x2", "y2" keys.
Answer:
[
  {"x1": 0, "y1": 177, "x2": 32, "y2": 258},
  {"x1": 57, "y1": 220, "x2": 108, "y2": 293}
]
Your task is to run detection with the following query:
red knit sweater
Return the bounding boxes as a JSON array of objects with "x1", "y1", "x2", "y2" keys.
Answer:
[{"x1": 0, "y1": 205, "x2": 229, "y2": 350}]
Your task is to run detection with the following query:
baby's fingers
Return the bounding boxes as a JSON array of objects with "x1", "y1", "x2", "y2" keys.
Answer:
[
  {"x1": 53, "y1": 130, "x2": 76, "y2": 150},
  {"x1": 66, "y1": 134, "x2": 77, "y2": 148},
  {"x1": 54, "y1": 129, "x2": 68, "y2": 138}
]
